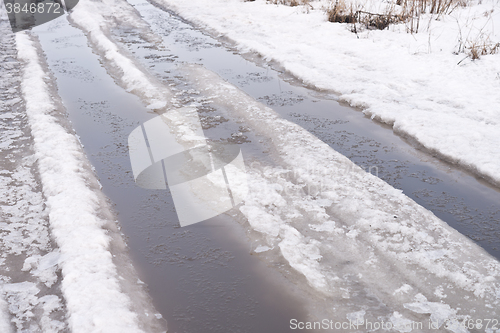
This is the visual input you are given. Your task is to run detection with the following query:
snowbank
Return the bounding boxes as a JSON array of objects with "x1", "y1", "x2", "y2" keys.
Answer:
[
  {"x1": 15, "y1": 31, "x2": 146, "y2": 333},
  {"x1": 155, "y1": 0, "x2": 500, "y2": 187},
  {"x1": 0, "y1": 20, "x2": 67, "y2": 332}
]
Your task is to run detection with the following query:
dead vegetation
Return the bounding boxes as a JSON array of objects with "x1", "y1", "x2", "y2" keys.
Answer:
[
  {"x1": 458, "y1": 32, "x2": 500, "y2": 60},
  {"x1": 326, "y1": 0, "x2": 467, "y2": 33},
  {"x1": 454, "y1": 10, "x2": 500, "y2": 60},
  {"x1": 258, "y1": 0, "x2": 498, "y2": 59},
  {"x1": 327, "y1": 1, "x2": 402, "y2": 30},
  {"x1": 267, "y1": 0, "x2": 311, "y2": 6},
  {"x1": 325, "y1": 0, "x2": 498, "y2": 58},
  {"x1": 467, "y1": 41, "x2": 500, "y2": 59}
]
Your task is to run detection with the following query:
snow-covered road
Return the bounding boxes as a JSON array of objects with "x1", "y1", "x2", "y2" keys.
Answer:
[{"x1": 1, "y1": 0, "x2": 500, "y2": 331}]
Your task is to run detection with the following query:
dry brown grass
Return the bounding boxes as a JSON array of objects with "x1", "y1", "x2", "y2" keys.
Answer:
[
  {"x1": 327, "y1": 0, "x2": 358, "y2": 24},
  {"x1": 327, "y1": 0, "x2": 403, "y2": 31},
  {"x1": 263, "y1": 0, "x2": 497, "y2": 59},
  {"x1": 468, "y1": 42, "x2": 500, "y2": 59},
  {"x1": 455, "y1": 11, "x2": 499, "y2": 60},
  {"x1": 465, "y1": 36, "x2": 500, "y2": 59},
  {"x1": 401, "y1": 0, "x2": 467, "y2": 32},
  {"x1": 267, "y1": 0, "x2": 311, "y2": 6},
  {"x1": 326, "y1": 0, "x2": 468, "y2": 33}
]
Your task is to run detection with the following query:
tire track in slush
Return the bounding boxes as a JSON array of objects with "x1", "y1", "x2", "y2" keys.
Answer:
[{"x1": 34, "y1": 8, "x2": 312, "y2": 333}]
